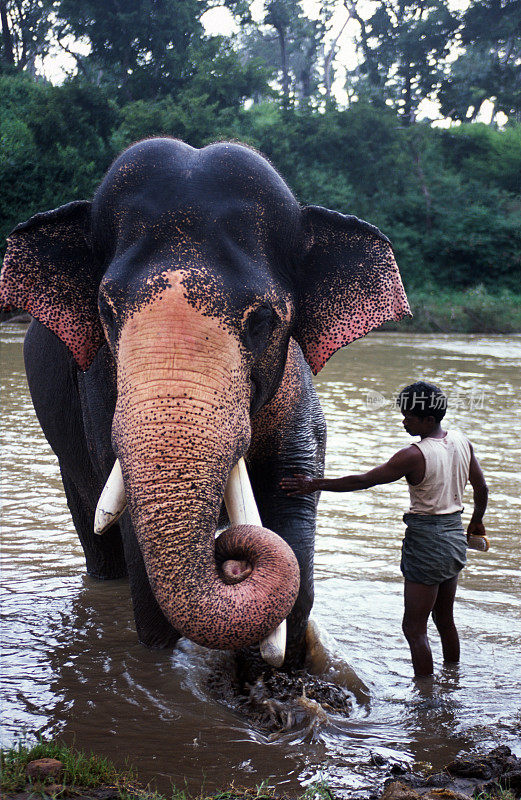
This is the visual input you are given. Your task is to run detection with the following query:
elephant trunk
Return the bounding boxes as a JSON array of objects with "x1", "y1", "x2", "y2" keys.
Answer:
[{"x1": 111, "y1": 289, "x2": 299, "y2": 650}]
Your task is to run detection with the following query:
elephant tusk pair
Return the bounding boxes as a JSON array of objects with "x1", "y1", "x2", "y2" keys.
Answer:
[{"x1": 94, "y1": 458, "x2": 287, "y2": 667}]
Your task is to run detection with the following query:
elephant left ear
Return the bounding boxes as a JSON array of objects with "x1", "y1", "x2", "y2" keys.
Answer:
[
  {"x1": 292, "y1": 205, "x2": 411, "y2": 375},
  {"x1": 0, "y1": 201, "x2": 105, "y2": 371}
]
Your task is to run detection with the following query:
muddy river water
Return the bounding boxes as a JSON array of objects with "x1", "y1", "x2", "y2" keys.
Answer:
[{"x1": 1, "y1": 325, "x2": 520, "y2": 796}]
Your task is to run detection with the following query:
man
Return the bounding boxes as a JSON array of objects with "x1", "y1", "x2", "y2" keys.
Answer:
[{"x1": 280, "y1": 381, "x2": 488, "y2": 678}]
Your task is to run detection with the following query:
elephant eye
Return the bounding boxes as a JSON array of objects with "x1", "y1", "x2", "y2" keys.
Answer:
[{"x1": 244, "y1": 305, "x2": 277, "y2": 354}]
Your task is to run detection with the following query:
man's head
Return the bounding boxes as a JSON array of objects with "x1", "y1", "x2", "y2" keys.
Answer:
[{"x1": 397, "y1": 381, "x2": 447, "y2": 436}]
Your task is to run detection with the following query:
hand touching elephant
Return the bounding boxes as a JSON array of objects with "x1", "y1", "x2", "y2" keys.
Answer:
[{"x1": 0, "y1": 138, "x2": 410, "y2": 669}]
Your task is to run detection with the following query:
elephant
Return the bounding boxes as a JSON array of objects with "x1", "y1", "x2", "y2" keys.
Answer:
[{"x1": 0, "y1": 137, "x2": 410, "y2": 673}]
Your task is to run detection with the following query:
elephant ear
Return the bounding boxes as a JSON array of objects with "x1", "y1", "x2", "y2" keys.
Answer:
[
  {"x1": 0, "y1": 201, "x2": 105, "y2": 371},
  {"x1": 293, "y1": 205, "x2": 411, "y2": 375}
]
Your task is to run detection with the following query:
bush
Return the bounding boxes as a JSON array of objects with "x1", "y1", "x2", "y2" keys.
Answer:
[
  {"x1": 1, "y1": 77, "x2": 520, "y2": 299},
  {"x1": 383, "y1": 286, "x2": 521, "y2": 333}
]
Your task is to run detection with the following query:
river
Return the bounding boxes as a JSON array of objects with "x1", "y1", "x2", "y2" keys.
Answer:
[{"x1": 1, "y1": 325, "x2": 520, "y2": 796}]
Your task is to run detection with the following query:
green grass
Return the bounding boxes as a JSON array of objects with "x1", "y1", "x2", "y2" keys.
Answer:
[
  {"x1": 0, "y1": 739, "x2": 335, "y2": 800},
  {"x1": 301, "y1": 778, "x2": 334, "y2": 800},
  {"x1": 3, "y1": 739, "x2": 519, "y2": 800},
  {"x1": 475, "y1": 791, "x2": 517, "y2": 800},
  {"x1": 1, "y1": 738, "x2": 136, "y2": 795},
  {"x1": 382, "y1": 286, "x2": 521, "y2": 334}
]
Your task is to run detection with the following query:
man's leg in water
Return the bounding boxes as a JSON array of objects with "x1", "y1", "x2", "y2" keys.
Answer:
[
  {"x1": 431, "y1": 575, "x2": 460, "y2": 663},
  {"x1": 402, "y1": 581, "x2": 439, "y2": 677}
]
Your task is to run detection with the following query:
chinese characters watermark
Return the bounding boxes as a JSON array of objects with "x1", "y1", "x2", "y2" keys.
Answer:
[{"x1": 364, "y1": 387, "x2": 486, "y2": 411}]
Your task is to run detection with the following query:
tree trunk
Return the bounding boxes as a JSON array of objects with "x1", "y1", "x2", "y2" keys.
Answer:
[
  {"x1": 409, "y1": 138, "x2": 432, "y2": 231},
  {"x1": 276, "y1": 25, "x2": 289, "y2": 106},
  {"x1": 0, "y1": 1, "x2": 15, "y2": 66},
  {"x1": 403, "y1": 62, "x2": 413, "y2": 125},
  {"x1": 324, "y1": 13, "x2": 350, "y2": 101}
]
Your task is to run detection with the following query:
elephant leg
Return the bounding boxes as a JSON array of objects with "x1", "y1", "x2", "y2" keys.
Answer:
[
  {"x1": 66, "y1": 478, "x2": 180, "y2": 647},
  {"x1": 61, "y1": 443, "x2": 179, "y2": 645},
  {"x1": 118, "y1": 515, "x2": 181, "y2": 649},
  {"x1": 60, "y1": 471, "x2": 127, "y2": 580},
  {"x1": 266, "y1": 508, "x2": 316, "y2": 666},
  {"x1": 24, "y1": 321, "x2": 128, "y2": 579},
  {"x1": 25, "y1": 322, "x2": 180, "y2": 646}
]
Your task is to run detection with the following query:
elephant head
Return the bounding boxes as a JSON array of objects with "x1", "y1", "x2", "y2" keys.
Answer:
[{"x1": 0, "y1": 138, "x2": 410, "y2": 652}]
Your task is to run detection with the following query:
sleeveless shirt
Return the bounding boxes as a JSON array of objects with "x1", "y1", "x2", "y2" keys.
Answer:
[{"x1": 408, "y1": 429, "x2": 471, "y2": 515}]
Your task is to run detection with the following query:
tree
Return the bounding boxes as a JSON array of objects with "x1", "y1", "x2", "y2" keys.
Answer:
[
  {"x1": 439, "y1": 0, "x2": 521, "y2": 122},
  {"x1": 323, "y1": 3, "x2": 351, "y2": 102},
  {"x1": 346, "y1": 0, "x2": 458, "y2": 123},
  {"x1": 53, "y1": 0, "x2": 208, "y2": 100},
  {"x1": 0, "y1": 0, "x2": 55, "y2": 72},
  {"x1": 0, "y1": 74, "x2": 118, "y2": 247},
  {"x1": 238, "y1": 0, "x2": 333, "y2": 106},
  {"x1": 51, "y1": 0, "x2": 269, "y2": 104}
]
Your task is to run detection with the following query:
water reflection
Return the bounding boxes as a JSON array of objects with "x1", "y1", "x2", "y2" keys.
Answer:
[{"x1": 1, "y1": 326, "x2": 520, "y2": 795}]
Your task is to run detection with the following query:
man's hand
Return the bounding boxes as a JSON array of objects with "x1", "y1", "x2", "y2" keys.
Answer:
[
  {"x1": 280, "y1": 474, "x2": 317, "y2": 496},
  {"x1": 468, "y1": 445, "x2": 488, "y2": 539},
  {"x1": 467, "y1": 518, "x2": 486, "y2": 538}
]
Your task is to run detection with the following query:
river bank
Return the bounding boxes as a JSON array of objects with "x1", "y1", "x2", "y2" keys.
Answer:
[
  {"x1": 381, "y1": 287, "x2": 521, "y2": 334},
  {"x1": 2, "y1": 740, "x2": 520, "y2": 800},
  {"x1": 1, "y1": 286, "x2": 520, "y2": 334}
]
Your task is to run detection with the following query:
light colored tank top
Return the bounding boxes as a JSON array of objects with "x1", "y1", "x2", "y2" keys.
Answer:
[{"x1": 408, "y1": 429, "x2": 471, "y2": 515}]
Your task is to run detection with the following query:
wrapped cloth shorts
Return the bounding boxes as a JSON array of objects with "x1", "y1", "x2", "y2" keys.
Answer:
[{"x1": 401, "y1": 511, "x2": 467, "y2": 585}]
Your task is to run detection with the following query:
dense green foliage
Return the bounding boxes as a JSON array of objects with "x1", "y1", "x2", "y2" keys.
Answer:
[
  {"x1": 1, "y1": 0, "x2": 520, "y2": 302},
  {"x1": 384, "y1": 286, "x2": 521, "y2": 333},
  {"x1": 1, "y1": 73, "x2": 520, "y2": 294},
  {"x1": 439, "y1": 0, "x2": 521, "y2": 123}
]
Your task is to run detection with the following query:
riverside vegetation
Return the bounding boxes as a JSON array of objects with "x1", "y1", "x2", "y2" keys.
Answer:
[
  {"x1": 2, "y1": 739, "x2": 520, "y2": 800},
  {"x1": 383, "y1": 287, "x2": 521, "y2": 334},
  {"x1": 1, "y1": 0, "x2": 521, "y2": 333},
  {"x1": 1, "y1": 74, "x2": 520, "y2": 333},
  {"x1": 0, "y1": 739, "x2": 336, "y2": 800}
]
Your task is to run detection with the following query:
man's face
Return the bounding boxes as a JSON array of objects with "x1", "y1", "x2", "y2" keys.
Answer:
[{"x1": 401, "y1": 411, "x2": 436, "y2": 436}]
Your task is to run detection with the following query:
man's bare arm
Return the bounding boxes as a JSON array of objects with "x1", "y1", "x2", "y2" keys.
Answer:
[
  {"x1": 280, "y1": 447, "x2": 422, "y2": 496},
  {"x1": 467, "y1": 445, "x2": 488, "y2": 536}
]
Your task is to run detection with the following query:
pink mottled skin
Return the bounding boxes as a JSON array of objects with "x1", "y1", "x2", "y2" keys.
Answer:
[
  {"x1": 0, "y1": 137, "x2": 410, "y2": 665},
  {"x1": 305, "y1": 285, "x2": 410, "y2": 374},
  {"x1": 112, "y1": 285, "x2": 299, "y2": 649}
]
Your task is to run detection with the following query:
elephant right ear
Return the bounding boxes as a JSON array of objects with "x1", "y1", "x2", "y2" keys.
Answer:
[
  {"x1": 292, "y1": 205, "x2": 411, "y2": 375},
  {"x1": 0, "y1": 201, "x2": 106, "y2": 371}
]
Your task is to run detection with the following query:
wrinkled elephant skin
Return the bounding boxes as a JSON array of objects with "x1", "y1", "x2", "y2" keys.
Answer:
[{"x1": 0, "y1": 138, "x2": 410, "y2": 666}]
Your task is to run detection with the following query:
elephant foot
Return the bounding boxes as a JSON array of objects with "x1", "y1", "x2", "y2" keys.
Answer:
[
  {"x1": 204, "y1": 644, "x2": 351, "y2": 736},
  {"x1": 134, "y1": 604, "x2": 182, "y2": 650},
  {"x1": 235, "y1": 646, "x2": 274, "y2": 686},
  {"x1": 203, "y1": 621, "x2": 373, "y2": 735},
  {"x1": 234, "y1": 630, "x2": 307, "y2": 687},
  {"x1": 210, "y1": 664, "x2": 352, "y2": 736},
  {"x1": 138, "y1": 630, "x2": 181, "y2": 649},
  {"x1": 244, "y1": 671, "x2": 353, "y2": 735},
  {"x1": 86, "y1": 570, "x2": 127, "y2": 580}
]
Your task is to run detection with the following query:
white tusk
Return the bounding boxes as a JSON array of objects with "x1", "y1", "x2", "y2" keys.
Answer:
[
  {"x1": 258, "y1": 619, "x2": 286, "y2": 669},
  {"x1": 94, "y1": 459, "x2": 127, "y2": 535},
  {"x1": 224, "y1": 458, "x2": 262, "y2": 527},
  {"x1": 223, "y1": 458, "x2": 287, "y2": 667}
]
